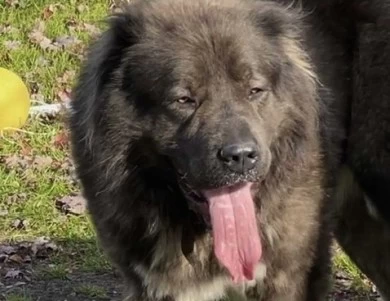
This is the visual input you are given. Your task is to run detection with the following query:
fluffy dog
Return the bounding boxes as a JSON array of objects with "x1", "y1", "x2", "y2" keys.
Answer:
[{"x1": 69, "y1": 0, "x2": 355, "y2": 300}]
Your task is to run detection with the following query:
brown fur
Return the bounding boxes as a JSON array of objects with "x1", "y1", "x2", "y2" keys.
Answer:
[{"x1": 69, "y1": 0, "x2": 352, "y2": 300}]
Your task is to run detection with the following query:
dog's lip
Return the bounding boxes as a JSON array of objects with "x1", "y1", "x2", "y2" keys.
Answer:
[{"x1": 177, "y1": 178, "x2": 211, "y2": 226}]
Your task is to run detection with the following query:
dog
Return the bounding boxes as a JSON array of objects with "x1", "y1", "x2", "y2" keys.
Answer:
[{"x1": 69, "y1": 0, "x2": 361, "y2": 300}]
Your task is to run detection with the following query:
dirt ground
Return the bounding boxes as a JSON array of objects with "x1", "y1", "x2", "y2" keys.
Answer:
[{"x1": 0, "y1": 265, "x2": 381, "y2": 301}]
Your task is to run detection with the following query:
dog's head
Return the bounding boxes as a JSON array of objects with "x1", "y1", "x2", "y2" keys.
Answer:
[{"x1": 104, "y1": 0, "x2": 318, "y2": 192}]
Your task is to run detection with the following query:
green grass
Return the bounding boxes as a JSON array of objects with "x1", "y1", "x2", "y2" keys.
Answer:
[
  {"x1": 74, "y1": 284, "x2": 108, "y2": 299},
  {"x1": 36, "y1": 264, "x2": 70, "y2": 280},
  {"x1": 0, "y1": 0, "x2": 111, "y2": 272},
  {"x1": 5, "y1": 293, "x2": 32, "y2": 301},
  {"x1": 0, "y1": 0, "x2": 108, "y2": 101},
  {"x1": 333, "y1": 247, "x2": 372, "y2": 292}
]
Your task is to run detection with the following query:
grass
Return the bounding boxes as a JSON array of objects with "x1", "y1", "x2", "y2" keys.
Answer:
[
  {"x1": 0, "y1": 0, "x2": 108, "y2": 100},
  {"x1": 36, "y1": 264, "x2": 70, "y2": 280},
  {"x1": 0, "y1": 0, "x2": 372, "y2": 299},
  {"x1": 0, "y1": 0, "x2": 111, "y2": 272},
  {"x1": 74, "y1": 284, "x2": 108, "y2": 299},
  {"x1": 333, "y1": 247, "x2": 372, "y2": 291},
  {"x1": 5, "y1": 294, "x2": 32, "y2": 301}
]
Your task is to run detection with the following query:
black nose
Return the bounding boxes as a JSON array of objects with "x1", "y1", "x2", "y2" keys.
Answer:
[{"x1": 218, "y1": 143, "x2": 259, "y2": 173}]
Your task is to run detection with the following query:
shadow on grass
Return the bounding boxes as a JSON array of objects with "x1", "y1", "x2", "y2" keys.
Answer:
[{"x1": 0, "y1": 237, "x2": 122, "y2": 301}]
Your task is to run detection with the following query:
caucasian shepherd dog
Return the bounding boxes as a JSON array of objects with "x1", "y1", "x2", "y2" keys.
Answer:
[{"x1": 68, "y1": 0, "x2": 366, "y2": 300}]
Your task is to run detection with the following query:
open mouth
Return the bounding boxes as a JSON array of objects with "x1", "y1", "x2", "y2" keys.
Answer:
[
  {"x1": 177, "y1": 173, "x2": 211, "y2": 226},
  {"x1": 176, "y1": 171, "x2": 263, "y2": 284}
]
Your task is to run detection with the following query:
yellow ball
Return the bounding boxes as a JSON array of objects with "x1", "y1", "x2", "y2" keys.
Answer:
[{"x1": 0, "y1": 67, "x2": 31, "y2": 132}]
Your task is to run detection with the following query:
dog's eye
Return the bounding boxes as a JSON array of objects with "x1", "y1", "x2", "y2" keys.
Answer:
[
  {"x1": 248, "y1": 87, "x2": 268, "y2": 101},
  {"x1": 249, "y1": 87, "x2": 264, "y2": 96},
  {"x1": 177, "y1": 96, "x2": 196, "y2": 105}
]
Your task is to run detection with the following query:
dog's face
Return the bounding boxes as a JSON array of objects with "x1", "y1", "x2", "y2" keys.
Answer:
[{"x1": 115, "y1": 0, "x2": 317, "y2": 192}]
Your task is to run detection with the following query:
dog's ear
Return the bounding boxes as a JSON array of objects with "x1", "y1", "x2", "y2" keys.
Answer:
[
  {"x1": 249, "y1": 2, "x2": 304, "y2": 39},
  {"x1": 250, "y1": 2, "x2": 318, "y2": 91},
  {"x1": 70, "y1": 3, "x2": 144, "y2": 150}
]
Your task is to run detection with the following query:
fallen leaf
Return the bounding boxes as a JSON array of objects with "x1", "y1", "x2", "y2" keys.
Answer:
[
  {"x1": 57, "y1": 70, "x2": 76, "y2": 85},
  {"x1": 82, "y1": 23, "x2": 101, "y2": 37},
  {"x1": 0, "y1": 209, "x2": 8, "y2": 217},
  {"x1": 11, "y1": 219, "x2": 29, "y2": 230},
  {"x1": 31, "y1": 155, "x2": 53, "y2": 170},
  {"x1": 41, "y1": 4, "x2": 56, "y2": 20},
  {"x1": 31, "y1": 237, "x2": 59, "y2": 259},
  {"x1": 6, "y1": 193, "x2": 28, "y2": 205},
  {"x1": 9, "y1": 254, "x2": 24, "y2": 264},
  {"x1": 3, "y1": 40, "x2": 21, "y2": 50},
  {"x1": 4, "y1": 155, "x2": 54, "y2": 171},
  {"x1": 57, "y1": 89, "x2": 72, "y2": 104},
  {"x1": 0, "y1": 25, "x2": 19, "y2": 35},
  {"x1": 4, "y1": 155, "x2": 29, "y2": 170},
  {"x1": 0, "y1": 245, "x2": 17, "y2": 255},
  {"x1": 28, "y1": 20, "x2": 58, "y2": 51},
  {"x1": 56, "y1": 195, "x2": 87, "y2": 215},
  {"x1": 53, "y1": 131, "x2": 69, "y2": 149},
  {"x1": 5, "y1": 269, "x2": 24, "y2": 279},
  {"x1": 54, "y1": 35, "x2": 81, "y2": 49},
  {"x1": 28, "y1": 30, "x2": 58, "y2": 51}
]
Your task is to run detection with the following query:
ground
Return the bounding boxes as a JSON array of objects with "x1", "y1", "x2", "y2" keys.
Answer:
[{"x1": 0, "y1": 0, "x2": 382, "y2": 300}]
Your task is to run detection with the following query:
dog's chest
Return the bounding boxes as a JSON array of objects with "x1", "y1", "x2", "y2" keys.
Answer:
[{"x1": 135, "y1": 260, "x2": 267, "y2": 301}]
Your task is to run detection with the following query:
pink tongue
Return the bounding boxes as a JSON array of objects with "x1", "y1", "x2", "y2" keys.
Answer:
[{"x1": 203, "y1": 183, "x2": 262, "y2": 283}]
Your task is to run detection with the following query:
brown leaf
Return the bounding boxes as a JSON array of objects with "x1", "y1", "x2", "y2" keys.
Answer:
[
  {"x1": 41, "y1": 4, "x2": 56, "y2": 20},
  {"x1": 54, "y1": 35, "x2": 81, "y2": 49},
  {"x1": 4, "y1": 40, "x2": 21, "y2": 50},
  {"x1": 6, "y1": 193, "x2": 28, "y2": 205},
  {"x1": 0, "y1": 25, "x2": 19, "y2": 35},
  {"x1": 5, "y1": 269, "x2": 24, "y2": 279},
  {"x1": 9, "y1": 254, "x2": 24, "y2": 264},
  {"x1": 4, "y1": 155, "x2": 54, "y2": 171},
  {"x1": 41, "y1": 8, "x2": 53, "y2": 20},
  {"x1": 19, "y1": 148, "x2": 32, "y2": 157},
  {"x1": 28, "y1": 30, "x2": 58, "y2": 50},
  {"x1": 28, "y1": 20, "x2": 58, "y2": 51},
  {"x1": 31, "y1": 237, "x2": 58, "y2": 259},
  {"x1": 11, "y1": 219, "x2": 28, "y2": 230},
  {"x1": 57, "y1": 89, "x2": 72, "y2": 104},
  {"x1": 53, "y1": 131, "x2": 69, "y2": 149},
  {"x1": 82, "y1": 23, "x2": 102, "y2": 38},
  {"x1": 57, "y1": 70, "x2": 76, "y2": 85},
  {"x1": 4, "y1": 155, "x2": 29, "y2": 170},
  {"x1": 31, "y1": 155, "x2": 53, "y2": 170},
  {"x1": 56, "y1": 195, "x2": 87, "y2": 216}
]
